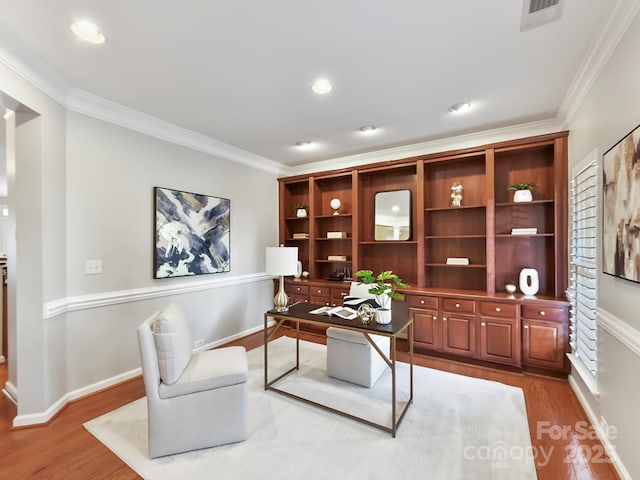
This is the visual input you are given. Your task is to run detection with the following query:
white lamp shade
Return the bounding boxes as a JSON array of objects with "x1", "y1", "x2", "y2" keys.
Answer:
[{"x1": 265, "y1": 247, "x2": 299, "y2": 276}]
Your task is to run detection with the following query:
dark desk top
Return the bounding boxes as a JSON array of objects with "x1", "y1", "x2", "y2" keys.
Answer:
[{"x1": 266, "y1": 301, "x2": 411, "y2": 337}]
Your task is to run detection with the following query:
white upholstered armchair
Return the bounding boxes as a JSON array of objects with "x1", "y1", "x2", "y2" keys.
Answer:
[{"x1": 137, "y1": 303, "x2": 248, "y2": 458}]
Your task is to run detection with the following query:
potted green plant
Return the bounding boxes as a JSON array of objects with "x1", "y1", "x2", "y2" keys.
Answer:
[
  {"x1": 355, "y1": 269, "x2": 409, "y2": 324},
  {"x1": 294, "y1": 203, "x2": 308, "y2": 217},
  {"x1": 507, "y1": 181, "x2": 536, "y2": 203}
]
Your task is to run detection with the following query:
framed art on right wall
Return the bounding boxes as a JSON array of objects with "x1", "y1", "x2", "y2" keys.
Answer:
[{"x1": 602, "y1": 123, "x2": 640, "y2": 283}]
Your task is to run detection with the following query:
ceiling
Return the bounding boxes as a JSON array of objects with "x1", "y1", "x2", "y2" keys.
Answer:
[{"x1": 0, "y1": 1, "x2": 625, "y2": 170}]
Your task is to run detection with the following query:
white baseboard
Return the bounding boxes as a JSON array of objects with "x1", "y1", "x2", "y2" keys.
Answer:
[
  {"x1": 9, "y1": 320, "x2": 275, "y2": 427},
  {"x1": 3, "y1": 380, "x2": 17, "y2": 405},
  {"x1": 11, "y1": 367, "x2": 141, "y2": 428},
  {"x1": 569, "y1": 375, "x2": 632, "y2": 480}
]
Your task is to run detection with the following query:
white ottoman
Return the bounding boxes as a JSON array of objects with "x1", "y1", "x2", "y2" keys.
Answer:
[{"x1": 326, "y1": 327, "x2": 390, "y2": 387}]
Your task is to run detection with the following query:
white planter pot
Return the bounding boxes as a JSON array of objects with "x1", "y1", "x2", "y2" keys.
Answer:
[
  {"x1": 375, "y1": 308, "x2": 392, "y2": 324},
  {"x1": 296, "y1": 208, "x2": 307, "y2": 218},
  {"x1": 513, "y1": 189, "x2": 533, "y2": 203}
]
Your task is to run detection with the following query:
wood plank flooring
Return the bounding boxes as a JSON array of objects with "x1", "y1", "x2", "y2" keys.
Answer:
[{"x1": 0, "y1": 329, "x2": 621, "y2": 479}]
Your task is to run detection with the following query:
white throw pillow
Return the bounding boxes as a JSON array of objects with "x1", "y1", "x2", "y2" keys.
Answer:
[{"x1": 152, "y1": 304, "x2": 193, "y2": 385}]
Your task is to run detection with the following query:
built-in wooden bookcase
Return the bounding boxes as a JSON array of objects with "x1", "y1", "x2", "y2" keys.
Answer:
[
  {"x1": 277, "y1": 131, "x2": 568, "y2": 300},
  {"x1": 423, "y1": 153, "x2": 487, "y2": 291},
  {"x1": 279, "y1": 178, "x2": 310, "y2": 272},
  {"x1": 357, "y1": 164, "x2": 418, "y2": 285},
  {"x1": 312, "y1": 173, "x2": 354, "y2": 279},
  {"x1": 277, "y1": 132, "x2": 570, "y2": 375},
  {"x1": 493, "y1": 140, "x2": 562, "y2": 297}
]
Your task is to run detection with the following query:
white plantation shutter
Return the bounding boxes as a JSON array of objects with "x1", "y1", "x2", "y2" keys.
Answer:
[{"x1": 567, "y1": 160, "x2": 597, "y2": 375}]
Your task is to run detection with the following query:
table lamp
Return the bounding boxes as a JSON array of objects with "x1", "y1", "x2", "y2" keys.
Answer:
[{"x1": 265, "y1": 246, "x2": 299, "y2": 312}]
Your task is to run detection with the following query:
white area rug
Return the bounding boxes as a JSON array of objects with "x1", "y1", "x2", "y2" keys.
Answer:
[{"x1": 85, "y1": 337, "x2": 537, "y2": 480}]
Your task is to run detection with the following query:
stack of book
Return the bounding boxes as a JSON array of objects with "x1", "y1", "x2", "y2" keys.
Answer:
[
  {"x1": 326, "y1": 231, "x2": 348, "y2": 239},
  {"x1": 292, "y1": 233, "x2": 309, "y2": 239},
  {"x1": 446, "y1": 257, "x2": 470, "y2": 265},
  {"x1": 511, "y1": 227, "x2": 538, "y2": 235},
  {"x1": 327, "y1": 255, "x2": 347, "y2": 261}
]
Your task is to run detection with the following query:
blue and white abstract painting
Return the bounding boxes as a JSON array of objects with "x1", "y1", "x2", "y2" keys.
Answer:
[{"x1": 154, "y1": 187, "x2": 230, "y2": 278}]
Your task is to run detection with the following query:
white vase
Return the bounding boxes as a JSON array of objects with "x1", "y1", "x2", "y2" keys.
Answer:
[
  {"x1": 513, "y1": 190, "x2": 533, "y2": 203},
  {"x1": 294, "y1": 260, "x2": 302, "y2": 279},
  {"x1": 519, "y1": 268, "x2": 539, "y2": 296},
  {"x1": 375, "y1": 309, "x2": 392, "y2": 324},
  {"x1": 296, "y1": 208, "x2": 307, "y2": 218}
]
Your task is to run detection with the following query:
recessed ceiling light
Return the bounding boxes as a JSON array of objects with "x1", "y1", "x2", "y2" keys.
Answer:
[
  {"x1": 295, "y1": 141, "x2": 314, "y2": 150},
  {"x1": 311, "y1": 78, "x2": 332, "y2": 95},
  {"x1": 449, "y1": 102, "x2": 471, "y2": 113},
  {"x1": 70, "y1": 20, "x2": 106, "y2": 44},
  {"x1": 359, "y1": 125, "x2": 377, "y2": 135}
]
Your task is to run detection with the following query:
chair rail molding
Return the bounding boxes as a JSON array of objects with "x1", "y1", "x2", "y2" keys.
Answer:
[
  {"x1": 597, "y1": 307, "x2": 640, "y2": 358},
  {"x1": 43, "y1": 272, "x2": 273, "y2": 319}
]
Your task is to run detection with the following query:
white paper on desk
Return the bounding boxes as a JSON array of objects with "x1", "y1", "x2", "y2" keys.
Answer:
[{"x1": 309, "y1": 306, "x2": 357, "y2": 320}]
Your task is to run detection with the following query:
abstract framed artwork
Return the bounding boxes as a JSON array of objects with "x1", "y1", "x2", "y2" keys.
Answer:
[
  {"x1": 602, "y1": 123, "x2": 640, "y2": 283},
  {"x1": 154, "y1": 187, "x2": 230, "y2": 278}
]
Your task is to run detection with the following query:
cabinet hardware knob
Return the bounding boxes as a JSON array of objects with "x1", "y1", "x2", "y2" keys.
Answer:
[
  {"x1": 496, "y1": 307, "x2": 501, "y2": 312},
  {"x1": 443, "y1": 317, "x2": 448, "y2": 321},
  {"x1": 420, "y1": 300, "x2": 425, "y2": 304},
  {"x1": 481, "y1": 322, "x2": 486, "y2": 327},
  {"x1": 540, "y1": 311, "x2": 545, "y2": 316},
  {"x1": 524, "y1": 325, "x2": 529, "y2": 329},
  {"x1": 433, "y1": 316, "x2": 437, "y2": 320},
  {"x1": 455, "y1": 303, "x2": 460, "y2": 308},
  {"x1": 341, "y1": 292, "x2": 347, "y2": 296},
  {"x1": 317, "y1": 290, "x2": 322, "y2": 293}
]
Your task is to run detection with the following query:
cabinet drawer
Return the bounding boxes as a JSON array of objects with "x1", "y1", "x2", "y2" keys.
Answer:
[
  {"x1": 331, "y1": 287, "x2": 350, "y2": 302},
  {"x1": 286, "y1": 284, "x2": 309, "y2": 296},
  {"x1": 522, "y1": 305, "x2": 565, "y2": 322},
  {"x1": 310, "y1": 296, "x2": 332, "y2": 306},
  {"x1": 310, "y1": 286, "x2": 330, "y2": 297},
  {"x1": 408, "y1": 295, "x2": 439, "y2": 309},
  {"x1": 479, "y1": 301, "x2": 518, "y2": 318},
  {"x1": 442, "y1": 298, "x2": 475, "y2": 314}
]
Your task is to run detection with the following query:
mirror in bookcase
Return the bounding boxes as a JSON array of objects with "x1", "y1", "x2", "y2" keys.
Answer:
[{"x1": 374, "y1": 189, "x2": 411, "y2": 241}]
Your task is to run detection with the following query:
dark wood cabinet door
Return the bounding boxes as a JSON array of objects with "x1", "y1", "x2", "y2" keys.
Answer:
[
  {"x1": 442, "y1": 313, "x2": 475, "y2": 357},
  {"x1": 412, "y1": 309, "x2": 440, "y2": 350},
  {"x1": 522, "y1": 319, "x2": 564, "y2": 370},
  {"x1": 479, "y1": 316, "x2": 521, "y2": 366}
]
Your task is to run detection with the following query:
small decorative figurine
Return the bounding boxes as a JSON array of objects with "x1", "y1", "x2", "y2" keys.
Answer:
[{"x1": 451, "y1": 182, "x2": 463, "y2": 207}]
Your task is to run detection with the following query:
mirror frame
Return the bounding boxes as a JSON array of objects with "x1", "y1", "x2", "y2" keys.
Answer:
[{"x1": 374, "y1": 189, "x2": 411, "y2": 241}]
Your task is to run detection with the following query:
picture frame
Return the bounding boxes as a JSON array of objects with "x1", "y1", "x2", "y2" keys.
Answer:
[
  {"x1": 154, "y1": 187, "x2": 230, "y2": 278},
  {"x1": 602, "y1": 123, "x2": 640, "y2": 283}
]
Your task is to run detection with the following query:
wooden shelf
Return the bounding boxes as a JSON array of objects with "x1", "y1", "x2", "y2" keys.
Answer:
[
  {"x1": 315, "y1": 214, "x2": 352, "y2": 219},
  {"x1": 495, "y1": 233, "x2": 554, "y2": 238},
  {"x1": 495, "y1": 199, "x2": 554, "y2": 208},
  {"x1": 425, "y1": 205, "x2": 486, "y2": 213},
  {"x1": 359, "y1": 241, "x2": 419, "y2": 245},
  {"x1": 425, "y1": 235, "x2": 486, "y2": 239},
  {"x1": 426, "y1": 263, "x2": 487, "y2": 268},
  {"x1": 316, "y1": 260, "x2": 352, "y2": 264}
]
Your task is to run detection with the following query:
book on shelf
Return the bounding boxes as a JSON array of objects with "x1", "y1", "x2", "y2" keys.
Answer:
[
  {"x1": 309, "y1": 305, "x2": 357, "y2": 320},
  {"x1": 446, "y1": 257, "x2": 470, "y2": 265},
  {"x1": 292, "y1": 233, "x2": 309, "y2": 239},
  {"x1": 326, "y1": 231, "x2": 348, "y2": 239},
  {"x1": 511, "y1": 227, "x2": 538, "y2": 235},
  {"x1": 327, "y1": 255, "x2": 347, "y2": 262}
]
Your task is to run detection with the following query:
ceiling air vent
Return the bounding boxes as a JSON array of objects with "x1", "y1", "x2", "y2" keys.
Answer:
[{"x1": 521, "y1": 0, "x2": 563, "y2": 31}]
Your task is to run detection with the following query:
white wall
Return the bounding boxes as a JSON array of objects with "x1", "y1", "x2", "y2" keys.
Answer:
[
  {"x1": 62, "y1": 112, "x2": 278, "y2": 392},
  {"x1": 567, "y1": 11, "x2": 640, "y2": 480}
]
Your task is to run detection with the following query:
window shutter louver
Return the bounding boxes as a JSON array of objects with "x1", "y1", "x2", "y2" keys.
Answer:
[{"x1": 567, "y1": 161, "x2": 598, "y2": 375}]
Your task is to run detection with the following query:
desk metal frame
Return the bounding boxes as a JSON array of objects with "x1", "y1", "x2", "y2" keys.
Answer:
[{"x1": 264, "y1": 302, "x2": 414, "y2": 437}]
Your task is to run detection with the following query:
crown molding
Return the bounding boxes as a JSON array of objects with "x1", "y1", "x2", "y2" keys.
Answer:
[
  {"x1": 0, "y1": 25, "x2": 285, "y2": 176},
  {"x1": 0, "y1": 25, "x2": 69, "y2": 106},
  {"x1": 557, "y1": 0, "x2": 640, "y2": 128},
  {"x1": 66, "y1": 89, "x2": 286, "y2": 176},
  {"x1": 284, "y1": 119, "x2": 561, "y2": 177}
]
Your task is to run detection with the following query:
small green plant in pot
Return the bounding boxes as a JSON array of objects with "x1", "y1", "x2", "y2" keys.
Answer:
[
  {"x1": 355, "y1": 270, "x2": 409, "y2": 324},
  {"x1": 507, "y1": 181, "x2": 536, "y2": 203}
]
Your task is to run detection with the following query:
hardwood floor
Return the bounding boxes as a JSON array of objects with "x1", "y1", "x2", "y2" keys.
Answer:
[{"x1": 0, "y1": 329, "x2": 620, "y2": 480}]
